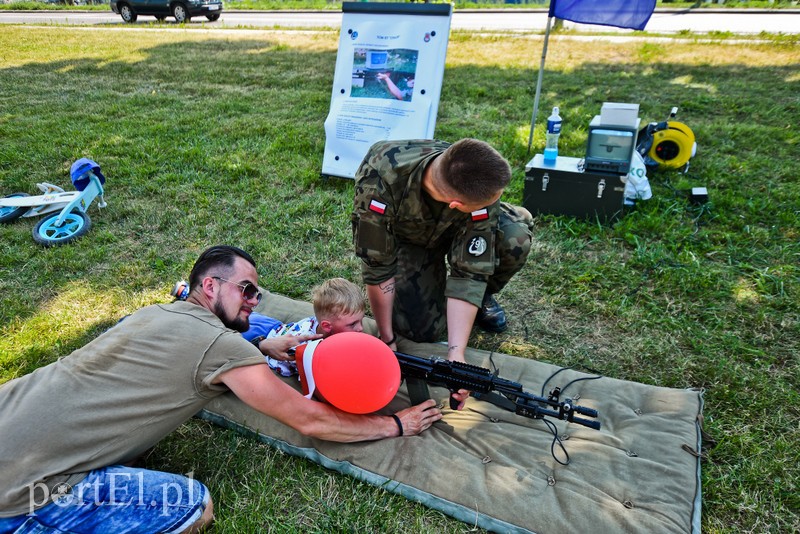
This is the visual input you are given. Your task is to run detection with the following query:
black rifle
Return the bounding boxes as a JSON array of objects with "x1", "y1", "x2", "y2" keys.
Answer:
[{"x1": 395, "y1": 351, "x2": 601, "y2": 430}]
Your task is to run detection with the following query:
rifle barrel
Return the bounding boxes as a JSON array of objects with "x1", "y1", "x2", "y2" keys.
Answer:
[{"x1": 394, "y1": 351, "x2": 600, "y2": 430}]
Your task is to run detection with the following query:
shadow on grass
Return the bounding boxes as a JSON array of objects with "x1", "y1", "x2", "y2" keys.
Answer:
[
  {"x1": 1, "y1": 31, "x2": 799, "y2": 531},
  {"x1": 1, "y1": 34, "x2": 797, "y2": 385}
]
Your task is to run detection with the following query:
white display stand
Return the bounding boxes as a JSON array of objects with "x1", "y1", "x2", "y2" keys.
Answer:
[{"x1": 321, "y1": 2, "x2": 452, "y2": 179}]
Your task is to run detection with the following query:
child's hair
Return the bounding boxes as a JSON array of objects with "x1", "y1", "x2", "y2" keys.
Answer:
[{"x1": 312, "y1": 278, "x2": 365, "y2": 321}]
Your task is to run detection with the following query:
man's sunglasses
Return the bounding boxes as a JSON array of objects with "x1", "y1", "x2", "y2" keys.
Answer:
[{"x1": 212, "y1": 276, "x2": 262, "y2": 303}]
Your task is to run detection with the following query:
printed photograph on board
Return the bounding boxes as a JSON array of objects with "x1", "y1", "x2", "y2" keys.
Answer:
[{"x1": 351, "y1": 48, "x2": 419, "y2": 102}]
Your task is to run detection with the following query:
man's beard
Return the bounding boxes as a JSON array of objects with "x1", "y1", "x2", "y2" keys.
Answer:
[{"x1": 213, "y1": 300, "x2": 250, "y2": 333}]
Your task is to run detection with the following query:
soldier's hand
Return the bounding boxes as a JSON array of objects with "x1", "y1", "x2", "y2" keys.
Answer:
[{"x1": 450, "y1": 389, "x2": 470, "y2": 411}]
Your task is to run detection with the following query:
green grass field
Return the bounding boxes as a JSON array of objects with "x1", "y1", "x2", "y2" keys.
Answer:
[{"x1": 0, "y1": 24, "x2": 798, "y2": 532}]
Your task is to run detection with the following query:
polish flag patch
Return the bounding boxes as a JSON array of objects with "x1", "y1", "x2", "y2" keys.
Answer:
[
  {"x1": 369, "y1": 199, "x2": 387, "y2": 214},
  {"x1": 471, "y1": 208, "x2": 489, "y2": 221}
]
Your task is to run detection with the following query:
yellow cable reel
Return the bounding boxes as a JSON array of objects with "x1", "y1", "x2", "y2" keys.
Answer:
[{"x1": 647, "y1": 121, "x2": 697, "y2": 170}]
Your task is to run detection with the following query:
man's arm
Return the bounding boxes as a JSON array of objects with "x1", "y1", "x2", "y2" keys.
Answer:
[
  {"x1": 353, "y1": 152, "x2": 399, "y2": 345},
  {"x1": 366, "y1": 279, "x2": 397, "y2": 349},
  {"x1": 255, "y1": 333, "x2": 322, "y2": 361},
  {"x1": 376, "y1": 72, "x2": 405, "y2": 100},
  {"x1": 444, "y1": 297, "x2": 478, "y2": 364},
  {"x1": 217, "y1": 364, "x2": 441, "y2": 442},
  {"x1": 443, "y1": 297, "x2": 479, "y2": 408}
]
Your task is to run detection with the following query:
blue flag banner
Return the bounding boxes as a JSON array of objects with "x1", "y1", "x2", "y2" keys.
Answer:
[{"x1": 549, "y1": 0, "x2": 655, "y2": 31}]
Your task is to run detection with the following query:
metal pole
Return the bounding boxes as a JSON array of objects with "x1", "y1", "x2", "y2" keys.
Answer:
[{"x1": 527, "y1": 16, "x2": 554, "y2": 154}]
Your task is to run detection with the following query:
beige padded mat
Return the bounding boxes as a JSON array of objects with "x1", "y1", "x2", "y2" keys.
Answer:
[{"x1": 199, "y1": 292, "x2": 703, "y2": 533}]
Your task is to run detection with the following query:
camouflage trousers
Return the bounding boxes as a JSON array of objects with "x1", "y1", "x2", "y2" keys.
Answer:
[{"x1": 393, "y1": 203, "x2": 534, "y2": 343}]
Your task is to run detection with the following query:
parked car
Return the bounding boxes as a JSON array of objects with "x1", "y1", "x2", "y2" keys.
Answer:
[{"x1": 110, "y1": 0, "x2": 223, "y2": 23}]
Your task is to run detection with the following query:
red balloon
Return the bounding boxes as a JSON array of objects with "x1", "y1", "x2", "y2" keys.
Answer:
[{"x1": 300, "y1": 331, "x2": 400, "y2": 414}]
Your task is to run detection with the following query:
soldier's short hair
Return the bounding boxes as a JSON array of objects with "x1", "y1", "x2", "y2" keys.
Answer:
[
  {"x1": 312, "y1": 278, "x2": 365, "y2": 321},
  {"x1": 436, "y1": 139, "x2": 511, "y2": 203}
]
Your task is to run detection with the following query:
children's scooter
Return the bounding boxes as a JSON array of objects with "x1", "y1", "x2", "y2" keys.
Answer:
[{"x1": 0, "y1": 158, "x2": 107, "y2": 246}]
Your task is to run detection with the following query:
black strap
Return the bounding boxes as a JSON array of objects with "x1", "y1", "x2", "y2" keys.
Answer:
[{"x1": 390, "y1": 414, "x2": 404, "y2": 437}]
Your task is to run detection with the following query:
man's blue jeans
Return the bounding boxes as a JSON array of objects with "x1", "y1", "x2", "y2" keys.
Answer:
[{"x1": 0, "y1": 465, "x2": 209, "y2": 533}]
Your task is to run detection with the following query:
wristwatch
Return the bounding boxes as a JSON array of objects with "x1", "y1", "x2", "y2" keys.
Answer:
[{"x1": 250, "y1": 335, "x2": 266, "y2": 350}]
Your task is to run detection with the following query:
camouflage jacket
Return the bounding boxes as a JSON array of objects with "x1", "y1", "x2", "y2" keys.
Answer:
[{"x1": 352, "y1": 139, "x2": 499, "y2": 307}]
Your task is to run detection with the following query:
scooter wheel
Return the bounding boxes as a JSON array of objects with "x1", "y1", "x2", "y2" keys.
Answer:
[
  {"x1": 32, "y1": 210, "x2": 92, "y2": 246},
  {"x1": 0, "y1": 193, "x2": 30, "y2": 223}
]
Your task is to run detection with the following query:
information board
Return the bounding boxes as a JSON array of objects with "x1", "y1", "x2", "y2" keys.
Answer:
[{"x1": 321, "y1": 2, "x2": 452, "y2": 179}]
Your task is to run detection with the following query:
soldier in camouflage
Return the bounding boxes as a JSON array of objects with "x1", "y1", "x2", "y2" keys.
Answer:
[{"x1": 352, "y1": 138, "x2": 533, "y2": 367}]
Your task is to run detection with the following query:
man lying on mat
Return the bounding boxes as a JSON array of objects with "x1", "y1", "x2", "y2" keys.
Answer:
[{"x1": 0, "y1": 245, "x2": 442, "y2": 533}]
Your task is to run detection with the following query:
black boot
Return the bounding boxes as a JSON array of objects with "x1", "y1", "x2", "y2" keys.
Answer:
[{"x1": 476, "y1": 293, "x2": 507, "y2": 333}]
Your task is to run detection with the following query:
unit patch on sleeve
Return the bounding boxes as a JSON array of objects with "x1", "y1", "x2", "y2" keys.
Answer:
[{"x1": 467, "y1": 235, "x2": 488, "y2": 257}]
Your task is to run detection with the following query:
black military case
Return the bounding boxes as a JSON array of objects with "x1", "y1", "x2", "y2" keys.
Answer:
[{"x1": 523, "y1": 154, "x2": 626, "y2": 222}]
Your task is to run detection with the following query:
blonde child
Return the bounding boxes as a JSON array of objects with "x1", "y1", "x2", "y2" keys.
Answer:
[{"x1": 247, "y1": 278, "x2": 366, "y2": 376}]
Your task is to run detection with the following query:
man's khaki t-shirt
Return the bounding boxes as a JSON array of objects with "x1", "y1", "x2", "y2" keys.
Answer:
[{"x1": 0, "y1": 301, "x2": 265, "y2": 516}]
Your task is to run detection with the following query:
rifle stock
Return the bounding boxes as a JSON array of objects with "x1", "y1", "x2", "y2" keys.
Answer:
[{"x1": 395, "y1": 351, "x2": 601, "y2": 430}]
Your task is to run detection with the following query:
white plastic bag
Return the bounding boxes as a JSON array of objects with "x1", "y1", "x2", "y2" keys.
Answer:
[{"x1": 623, "y1": 151, "x2": 652, "y2": 206}]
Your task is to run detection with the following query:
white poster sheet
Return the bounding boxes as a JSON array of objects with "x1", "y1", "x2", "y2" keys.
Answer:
[{"x1": 322, "y1": 2, "x2": 452, "y2": 179}]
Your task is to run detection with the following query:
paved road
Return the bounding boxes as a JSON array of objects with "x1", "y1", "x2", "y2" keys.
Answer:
[{"x1": 0, "y1": 9, "x2": 798, "y2": 34}]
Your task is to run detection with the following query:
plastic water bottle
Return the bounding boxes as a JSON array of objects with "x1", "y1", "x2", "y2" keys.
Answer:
[{"x1": 544, "y1": 106, "x2": 562, "y2": 163}]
